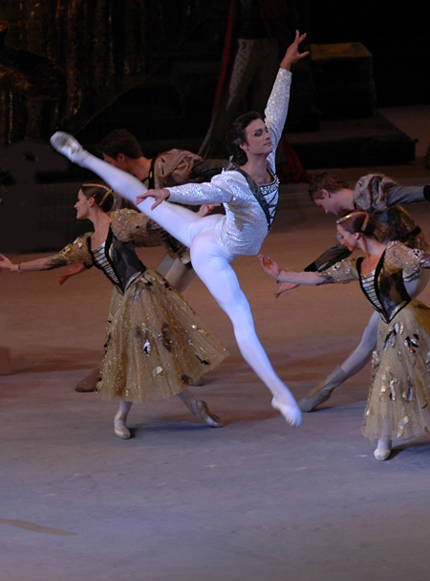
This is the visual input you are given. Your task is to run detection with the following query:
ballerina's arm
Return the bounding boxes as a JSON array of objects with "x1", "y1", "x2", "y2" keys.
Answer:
[
  {"x1": 0, "y1": 253, "x2": 55, "y2": 273},
  {"x1": 257, "y1": 254, "x2": 325, "y2": 286}
]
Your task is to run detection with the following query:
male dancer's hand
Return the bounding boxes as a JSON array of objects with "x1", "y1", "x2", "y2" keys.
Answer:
[
  {"x1": 197, "y1": 204, "x2": 220, "y2": 216},
  {"x1": 280, "y1": 30, "x2": 309, "y2": 71},
  {"x1": 136, "y1": 188, "x2": 170, "y2": 209}
]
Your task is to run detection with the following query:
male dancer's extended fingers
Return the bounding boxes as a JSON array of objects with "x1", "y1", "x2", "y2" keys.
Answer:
[{"x1": 135, "y1": 193, "x2": 148, "y2": 205}]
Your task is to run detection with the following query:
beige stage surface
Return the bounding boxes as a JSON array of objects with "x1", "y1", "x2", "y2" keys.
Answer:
[{"x1": 1, "y1": 162, "x2": 430, "y2": 580}]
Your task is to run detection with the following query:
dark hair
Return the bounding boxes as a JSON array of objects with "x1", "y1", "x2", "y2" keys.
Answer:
[
  {"x1": 99, "y1": 129, "x2": 143, "y2": 159},
  {"x1": 337, "y1": 211, "x2": 376, "y2": 236},
  {"x1": 81, "y1": 183, "x2": 115, "y2": 213},
  {"x1": 309, "y1": 171, "x2": 350, "y2": 201},
  {"x1": 226, "y1": 111, "x2": 262, "y2": 166}
]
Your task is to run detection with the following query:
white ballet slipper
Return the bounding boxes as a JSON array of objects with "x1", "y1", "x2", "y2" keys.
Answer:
[
  {"x1": 189, "y1": 399, "x2": 223, "y2": 428},
  {"x1": 50, "y1": 131, "x2": 89, "y2": 164},
  {"x1": 373, "y1": 439, "x2": 392, "y2": 461},
  {"x1": 272, "y1": 397, "x2": 302, "y2": 427},
  {"x1": 113, "y1": 411, "x2": 131, "y2": 439}
]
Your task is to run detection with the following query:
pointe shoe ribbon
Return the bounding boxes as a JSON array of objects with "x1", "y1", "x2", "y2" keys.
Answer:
[
  {"x1": 50, "y1": 131, "x2": 89, "y2": 164},
  {"x1": 272, "y1": 397, "x2": 302, "y2": 427}
]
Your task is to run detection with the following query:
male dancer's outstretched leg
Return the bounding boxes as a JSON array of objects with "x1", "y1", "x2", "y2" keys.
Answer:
[{"x1": 50, "y1": 132, "x2": 301, "y2": 426}]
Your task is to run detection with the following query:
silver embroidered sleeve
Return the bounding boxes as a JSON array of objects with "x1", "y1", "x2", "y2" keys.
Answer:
[
  {"x1": 264, "y1": 68, "x2": 292, "y2": 171},
  {"x1": 167, "y1": 174, "x2": 236, "y2": 205}
]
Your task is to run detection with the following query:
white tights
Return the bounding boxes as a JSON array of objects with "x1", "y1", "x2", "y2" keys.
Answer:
[{"x1": 79, "y1": 152, "x2": 300, "y2": 423}]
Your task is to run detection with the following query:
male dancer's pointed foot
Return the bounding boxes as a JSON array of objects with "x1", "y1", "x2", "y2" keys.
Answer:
[
  {"x1": 50, "y1": 131, "x2": 89, "y2": 164},
  {"x1": 271, "y1": 397, "x2": 302, "y2": 427},
  {"x1": 113, "y1": 411, "x2": 131, "y2": 439},
  {"x1": 298, "y1": 366, "x2": 348, "y2": 412},
  {"x1": 189, "y1": 399, "x2": 223, "y2": 427}
]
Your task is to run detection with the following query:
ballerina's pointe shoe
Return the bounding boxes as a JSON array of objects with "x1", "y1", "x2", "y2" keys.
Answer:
[
  {"x1": 50, "y1": 131, "x2": 89, "y2": 164},
  {"x1": 373, "y1": 439, "x2": 392, "y2": 461},
  {"x1": 189, "y1": 400, "x2": 223, "y2": 428},
  {"x1": 113, "y1": 411, "x2": 131, "y2": 439},
  {"x1": 298, "y1": 366, "x2": 348, "y2": 412},
  {"x1": 272, "y1": 397, "x2": 302, "y2": 427}
]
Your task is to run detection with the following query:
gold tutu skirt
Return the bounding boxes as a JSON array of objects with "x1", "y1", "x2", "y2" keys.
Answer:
[
  {"x1": 363, "y1": 299, "x2": 430, "y2": 441},
  {"x1": 97, "y1": 269, "x2": 229, "y2": 402}
]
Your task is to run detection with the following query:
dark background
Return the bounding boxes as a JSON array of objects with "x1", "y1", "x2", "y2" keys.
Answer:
[
  {"x1": 308, "y1": 0, "x2": 428, "y2": 107},
  {"x1": 1, "y1": 0, "x2": 428, "y2": 147},
  {"x1": 0, "y1": 0, "x2": 428, "y2": 253}
]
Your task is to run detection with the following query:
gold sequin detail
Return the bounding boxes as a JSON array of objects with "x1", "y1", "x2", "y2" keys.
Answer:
[{"x1": 397, "y1": 416, "x2": 409, "y2": 438}]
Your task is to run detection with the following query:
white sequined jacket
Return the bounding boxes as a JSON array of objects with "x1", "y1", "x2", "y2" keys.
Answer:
[{"x1": 166, "y1": 68, "x2": 292, "y2": 257}]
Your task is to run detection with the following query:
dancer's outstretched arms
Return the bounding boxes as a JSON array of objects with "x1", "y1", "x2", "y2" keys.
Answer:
[
  {"x1": 0, "y1": 253, "x2": 54, "y2": 273},
  {"x1": 280, "y1": 31, "x2": 309, "y2": 71},
  {"x1": 258, "y1": 255, "x2": 324, "y2": 286},
  {"x1": 264, "y1": 31, "x2": 308, "y2": 168}
]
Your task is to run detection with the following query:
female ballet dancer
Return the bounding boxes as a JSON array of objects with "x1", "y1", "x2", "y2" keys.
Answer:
[
  {"x1": 49, "y1": 31, "x2": 309, "y2": 427},
  {"x1": 259, "y1": 211, "x2": 430, "y2": 460},
  {"x1": 0, "y1": 184, "x2": 228, "y2": 439}
]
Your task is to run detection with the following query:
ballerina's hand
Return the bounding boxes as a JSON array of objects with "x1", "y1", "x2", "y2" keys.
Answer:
[
  {"x1": 0, "y1": 254, "x2": 13, "y2": 271},
  {"x1": 257, "y1": 254, "x2": 279, "y2": 277},
  {"x1": 274, "y1": 281, "x2": 299, "y2": 299},
  {"x1": 58, "y1": 263, "x2": 86, "y2": 286},
  {"x1": 135, "y1": 188, "x2": 170, "y2": 210}
]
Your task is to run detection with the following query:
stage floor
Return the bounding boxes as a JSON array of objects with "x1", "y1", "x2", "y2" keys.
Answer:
[{"x1": 1, "y1": 159, "x2": 430, "y2": 580}]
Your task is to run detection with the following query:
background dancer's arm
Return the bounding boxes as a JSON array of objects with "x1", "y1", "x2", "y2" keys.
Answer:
[
  {"x1": 0, "y1": 254, "x2": 55, "y2": 273},
  {"x1": 258, "y1": 253, "x2": 361, "y2": 287},
  {"x1": 272, "y1": 242, "x2": 352, "y2": 297},
  {"x1": 385, "y1": 185, "x2": 430, "y2": 206},
  {"x1": 0, "y1": 252, "x2": 87, "y2": 273},
  {"x1": 304, "y1": 244, "x2": 352, "y2": 272},
  {"x1": 258, "y1": 255, "x2": 325, "y2": 286},
  {"x1": 58, "y1": 263, "x2": 86, "y2": 285},
  {"x1": 0, "y1": 234, "x2": 92, "y2": 274}
]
